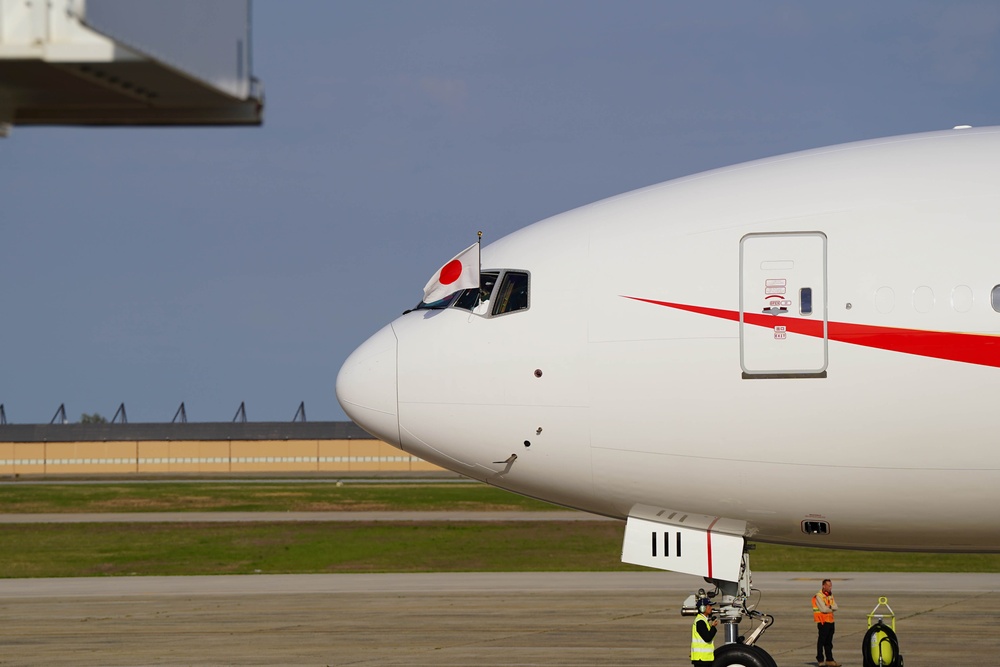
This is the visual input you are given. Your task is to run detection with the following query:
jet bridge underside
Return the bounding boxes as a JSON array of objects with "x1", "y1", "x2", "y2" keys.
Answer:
[
  {"x1": 0, "y1": 59, "x2": 261, "y2": 127},
  {"x1": 0, "y1": 0, "x2": 263, "y2": 133}
]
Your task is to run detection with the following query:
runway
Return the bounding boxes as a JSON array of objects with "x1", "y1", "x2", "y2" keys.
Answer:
[{"x1": 2, "y1": 572, "x2": 998, "y2": 666}]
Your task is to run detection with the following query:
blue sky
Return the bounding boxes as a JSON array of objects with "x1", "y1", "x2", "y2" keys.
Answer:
[{"x1": 2, "y1": 1, "x2": 999, "y2": 423}]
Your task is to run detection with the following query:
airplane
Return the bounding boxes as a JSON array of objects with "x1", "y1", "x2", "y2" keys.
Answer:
[{"x1": 336, "y1": 125, "x2": 1000, "y2": 667}]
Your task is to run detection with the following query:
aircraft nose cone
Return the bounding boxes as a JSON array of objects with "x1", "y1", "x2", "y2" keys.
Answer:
[{"x1": 336, "y1": 323, "x2": 400, "y2": 446}]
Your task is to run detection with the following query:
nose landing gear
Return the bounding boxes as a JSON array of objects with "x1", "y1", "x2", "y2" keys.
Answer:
[
  {"x1": 681, "y1": 547, "x2": 777, "y2": 667},
  {"x1": 714, "y1": 642, "x2": 778, "y2": 667}
]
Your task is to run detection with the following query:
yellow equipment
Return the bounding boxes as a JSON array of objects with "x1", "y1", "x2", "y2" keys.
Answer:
[{"x1": 862, "y1": 597, "x2": 903, "y2": 667}]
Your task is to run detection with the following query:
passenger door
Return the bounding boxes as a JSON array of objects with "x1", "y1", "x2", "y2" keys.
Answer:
[{"x1": 739, "y1": 232, "x2": 828, "y2": 377}]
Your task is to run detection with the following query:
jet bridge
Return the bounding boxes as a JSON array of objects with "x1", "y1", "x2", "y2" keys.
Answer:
[{"x1": 0, "y1": 0, "x2": 263, "y2": 136}]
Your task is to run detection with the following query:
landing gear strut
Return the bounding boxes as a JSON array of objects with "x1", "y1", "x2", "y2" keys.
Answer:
[{"x1": 681, "y1": 545, "x2": 776, "y2": 667}]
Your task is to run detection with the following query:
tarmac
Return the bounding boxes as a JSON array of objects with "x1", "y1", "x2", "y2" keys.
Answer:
[{"x1": 2, "y1": 571, "x2": 999, "y2": 666}]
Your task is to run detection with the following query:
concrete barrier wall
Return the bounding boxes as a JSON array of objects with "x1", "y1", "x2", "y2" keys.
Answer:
[{"x1": 0, "y1": 439, "x2": 443, "y2": 475}]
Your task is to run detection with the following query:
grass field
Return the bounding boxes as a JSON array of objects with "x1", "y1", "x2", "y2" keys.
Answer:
[
  {"x1": 0, "y1": 481, "x2": 554, "y2": 513},
  {"x1": 1, "y1": 482, "x2": 999, "y2": 578}
]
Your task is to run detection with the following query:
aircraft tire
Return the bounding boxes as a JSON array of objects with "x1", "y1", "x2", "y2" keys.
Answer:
[
  {"x1": 862, "y1": 622, "x2": 902, "y2": 667},
  {"x1": 713, "y1": 643, "x2": 777, "y2": 667}
]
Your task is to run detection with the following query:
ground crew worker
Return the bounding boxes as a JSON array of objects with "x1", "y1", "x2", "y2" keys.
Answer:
[
  {"x1": 812, "y1": 578, "x2": 840, "y2": 667},
  {"x1": 691, "y1": 596, "x2": 719, "y2": 666}
]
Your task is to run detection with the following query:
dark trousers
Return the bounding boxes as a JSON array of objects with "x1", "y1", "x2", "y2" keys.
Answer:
[{"x1": 816, "y1": 621, "x2": 835, "y2": 661}]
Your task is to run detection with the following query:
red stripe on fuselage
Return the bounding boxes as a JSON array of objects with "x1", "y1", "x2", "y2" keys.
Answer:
[
  {"x1": 624, "y1": 296, "x2": 1000, "y2": 368},
  {"x1": 705, "y1": 517, "x2": 720, "y2": 579}
]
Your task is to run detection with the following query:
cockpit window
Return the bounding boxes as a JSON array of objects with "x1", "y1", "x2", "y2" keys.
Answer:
[
  {"x1": 453, "y1": 272, "x2": 499, "y2": 312},
  {"x1": 492, "y1": 271, "x2": 529, "y2": 316},
  {"x1": 413, "y1": 291, "x2": 461, "y2": 311},
  {"x1": 412, "y1": 269, "x2": 529, "y2": 316}
]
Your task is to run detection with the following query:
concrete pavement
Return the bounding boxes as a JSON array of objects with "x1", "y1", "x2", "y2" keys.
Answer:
[{"x1": 1, "y1": 572, "x2": 997, "y2": 666}]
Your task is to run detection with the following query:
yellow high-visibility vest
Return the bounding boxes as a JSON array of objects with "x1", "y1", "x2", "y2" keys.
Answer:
[{"x1": 691, "y1": 613, "x2": 715, "y2": 662}]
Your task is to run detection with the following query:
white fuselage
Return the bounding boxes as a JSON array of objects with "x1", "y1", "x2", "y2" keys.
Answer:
[{"x1": 338, "y1": 127, "x2": 1000, "y2": 553}]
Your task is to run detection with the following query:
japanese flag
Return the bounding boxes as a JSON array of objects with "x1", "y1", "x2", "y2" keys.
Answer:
[{"x1": 422, "y1": 243, "x2": 480, "y2": 303}]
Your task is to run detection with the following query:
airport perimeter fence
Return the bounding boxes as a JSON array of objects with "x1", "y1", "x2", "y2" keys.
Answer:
[{"x1": 0, "y1": 422, "x2": 443, "y2": 476}]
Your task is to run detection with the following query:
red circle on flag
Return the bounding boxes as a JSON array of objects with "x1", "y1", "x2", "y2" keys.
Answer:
[{"x1": 439, "y1": 259, "x2": 463, "y2": 285}]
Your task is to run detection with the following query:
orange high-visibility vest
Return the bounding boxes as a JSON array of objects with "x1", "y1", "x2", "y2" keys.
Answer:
[{"x1": 812, "y1": 593, "x2": 835, "y2": 623}]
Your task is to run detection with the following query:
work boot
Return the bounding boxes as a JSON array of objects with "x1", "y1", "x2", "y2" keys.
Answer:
[
  {"x1": 826, "y1": 661, "x2": 840, "y2": 667},
  {"x1": 817, "y1": 662, "x2": 826, "y2": 667}
]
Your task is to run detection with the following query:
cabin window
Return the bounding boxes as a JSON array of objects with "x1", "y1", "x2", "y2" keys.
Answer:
[
  {"x1": 492, "y1": 271, "x2": 530, "y2": 316},
  {"x1": 992, "y1": 285, "x2": 1000, "y2": 312}
]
